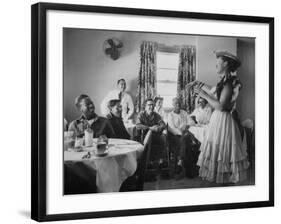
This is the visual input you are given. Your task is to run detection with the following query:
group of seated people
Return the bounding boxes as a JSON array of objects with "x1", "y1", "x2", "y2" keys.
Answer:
[
  {"x1": 68, "y1": 94, "x2": 131, "y2": 140},
  {"x1": 135, "y1": 96, "x2": 212, "y2": 176},
  {"x1": 66, "y1": 78, "x2": 213, "y2": 178}
]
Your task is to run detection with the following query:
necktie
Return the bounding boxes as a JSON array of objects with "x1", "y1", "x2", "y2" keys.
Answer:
[{"x1": 118, "y1": 92, "x2": 122, "y2": 101}]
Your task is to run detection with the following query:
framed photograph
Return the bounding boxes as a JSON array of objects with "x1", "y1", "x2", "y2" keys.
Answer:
[{"x1": 31, "y1": 2, "x2": 274, "y2": 222}]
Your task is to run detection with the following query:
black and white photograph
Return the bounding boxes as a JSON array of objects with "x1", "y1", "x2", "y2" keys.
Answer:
[
  {"x1": 0, "y1": 0, "x2": 279, "y2": 223},
  {"x1": 30, "y1": 2, "x2": 274, "y2": 222},
  {"x1": 63, "y1": 28, "x2": 255, "y2": 194}
]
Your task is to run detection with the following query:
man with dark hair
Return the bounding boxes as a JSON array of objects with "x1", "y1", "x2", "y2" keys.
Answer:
[
  {"x1": 136, "y1": 98, "x2": 167, "y2": 167},
  {"x1": 101, "y1": 79, "x2": 134, "y2": 121},
  {"x1": 68, "y1": 94, "x2": 116, "y2": 138},
  {"x1": 106, "y1": 99, "x2": 130, "y2": 139},
  {"x1": 136, "y1": 99, "x2": 166, "y2": 133}
]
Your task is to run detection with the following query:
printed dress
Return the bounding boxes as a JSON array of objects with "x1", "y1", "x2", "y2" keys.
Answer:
[{"x1": 197, "y1": 76, "x2": 249, "y2": 183}]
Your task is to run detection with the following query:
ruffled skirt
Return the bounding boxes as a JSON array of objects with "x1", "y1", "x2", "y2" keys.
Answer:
[{"x1": 197, "y1": 110, "x2": 250, "y2": 183}]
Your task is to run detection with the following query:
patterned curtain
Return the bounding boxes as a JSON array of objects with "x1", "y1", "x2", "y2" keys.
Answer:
[
  {"x1": 177, "y1": 46, "x2": 196, "y2": 113},
  {"x1": 136, "y1": 41, "x2": 157, "y2": 112}
]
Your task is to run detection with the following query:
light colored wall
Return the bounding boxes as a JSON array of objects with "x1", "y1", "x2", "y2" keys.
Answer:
[
  {"x1": 64, "y1": 28, "x2": 197, "y2": 121},
  {"x1": 197, "y1": 36, "x2": 237, "y2": 85},
  {"x1": 236, "y1": 38, "x2": 255, "y2": 122},
  {"x1": 63, "y1": 29, "x2": 238, "y2": 122}
]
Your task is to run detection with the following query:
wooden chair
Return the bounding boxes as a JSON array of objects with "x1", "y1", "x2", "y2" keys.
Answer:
[
  {"x1": 242, "y1": 119, "x2": 254, "y2": 167},
  {"x1": 135, "y1": 130, "x2": 153, "y2": 190},
  {"x1": 119, "y1": 130, "x2": 152, "y2": 191}
]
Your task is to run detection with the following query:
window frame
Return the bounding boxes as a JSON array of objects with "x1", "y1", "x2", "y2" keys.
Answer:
[{"x1": 156, "y1": 47, "x2": 180, "y2": 110}]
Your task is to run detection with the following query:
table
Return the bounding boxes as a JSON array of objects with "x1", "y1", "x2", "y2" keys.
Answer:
[
  {"x1": 64, "y1": 138, "x2": 144, "y2": 193},
  {"x1": 189, "y1": 125, "x2": 208, "y2": 144}
]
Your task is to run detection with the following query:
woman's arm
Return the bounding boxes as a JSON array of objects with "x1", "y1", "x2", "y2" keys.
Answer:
[{"x1": 195, "y1": 83, "x2": 232, "y2": 111}]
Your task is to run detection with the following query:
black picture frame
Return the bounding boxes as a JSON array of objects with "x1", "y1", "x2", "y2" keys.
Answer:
[{"x1": 31, "y1": 2, "x2": 274, "y2": 222}]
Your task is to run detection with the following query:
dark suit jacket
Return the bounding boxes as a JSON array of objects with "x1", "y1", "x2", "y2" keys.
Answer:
[{"x1": 106, "y1": 113, "x2": 130, "y2": 139}]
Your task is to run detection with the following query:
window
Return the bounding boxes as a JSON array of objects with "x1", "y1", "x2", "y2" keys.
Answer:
[{"x1": 156, "y1": 51, "x2": 179, "y2": 108}]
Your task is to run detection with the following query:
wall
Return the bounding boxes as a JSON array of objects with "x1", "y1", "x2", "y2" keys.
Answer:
[
  {"x1": 64, "y1": 29, "x2": 239, "y2": 122},
  {"x1": 6, "y1": 1, "x2": 280, "y2": 224},
  {"x1": 197, "y1": 36, "x2": 237, "y2": 85},
  {"x1": 236, "y1": 38, "x2": 255, "y2": 122},
  {"x1": 63, "y1": 28, "x2": 197, "y2": 121}
]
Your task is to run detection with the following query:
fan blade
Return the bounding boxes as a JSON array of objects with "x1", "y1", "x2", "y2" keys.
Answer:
[
  {"x1": 107, "y1": 39, "x2": 114, "y2": 47},
  {"x1": 105, "y1": 48, "x2": 113, "y2": 55},
  {"x1": 116, "y1": 42, "x2": 123, "y2": 48}
]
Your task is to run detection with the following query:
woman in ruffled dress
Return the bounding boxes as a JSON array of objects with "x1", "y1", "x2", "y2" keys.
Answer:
[{"x1": 190, "y1": 50, "x2": 249, "y2": 184}]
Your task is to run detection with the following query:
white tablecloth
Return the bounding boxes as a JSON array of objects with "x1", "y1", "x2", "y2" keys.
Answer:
[
  {"x1": 189, "y1": 125, "x2": 208, "y2": 144},
  {"x1": 64, "y1": 138, "x2": 143, "y2": 193}
]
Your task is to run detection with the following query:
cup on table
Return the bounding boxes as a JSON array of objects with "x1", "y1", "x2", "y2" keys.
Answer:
[
  {"x1": 74, "y1": 137, "x2": 84, "y2": 150},
  {"x1": 96, "y1": 135, "x2": 108, "y2": 154},
  {"x1": 97, "y1": 142, "x2": 108, "y2": 154}
]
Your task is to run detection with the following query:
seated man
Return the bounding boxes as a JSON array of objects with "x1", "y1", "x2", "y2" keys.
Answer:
[
  {"x1": 68, "y1": 94, "x2": 115, "y2": 138},
  {"x1": 167, "y1": 97, "x2": 189, "y2": 174},
  {"x1": 167, "y1": 97, "x2": 201, "y2": 178},
  {"x1": 136, "y1": 98, "x2": 166, "y2": 167},
  {"x1": 106, "y1": 99, "x2": 130, "y2": 139}
]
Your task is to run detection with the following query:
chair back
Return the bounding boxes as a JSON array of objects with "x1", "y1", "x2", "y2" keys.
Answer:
[
  {"x1": 242, "y1": 119, "x2": 254, "y2": 166},
  {"x1": 242, "y1": 119, "x2": 254, "y2": 142},
  {"x1": 136, "y1": 130, "x2": 152, "y2": 190},
  {"x1": 242, "y1": 119, "x2": 254, "y2": 131}
]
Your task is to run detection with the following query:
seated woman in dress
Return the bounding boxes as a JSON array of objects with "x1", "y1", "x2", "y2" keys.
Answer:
[
  {"x1": 188, "y1": 97, "x2": 213, "y2": 126},
  {"x1": 187, "y1": 97, "x2": 213, "y2": 143},
  {"x1": 106, "y1": 99, "x2": 130, "y2": 139}
]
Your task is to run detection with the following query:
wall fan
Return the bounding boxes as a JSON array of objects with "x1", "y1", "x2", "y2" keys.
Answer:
[{"x1": 103, "y1": 38, "x2": 123, "y2": 60}]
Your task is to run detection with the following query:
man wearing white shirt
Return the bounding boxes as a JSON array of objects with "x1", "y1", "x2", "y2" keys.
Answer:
[
  {"x1": 167, "y1": 98, "x2": 189, "y2": 176},
  {"x1": 101, "y1": 79, "x2": 134, "y2": 121}
]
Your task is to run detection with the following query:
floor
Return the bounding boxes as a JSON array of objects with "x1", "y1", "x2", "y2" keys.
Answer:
[{"x1": 143, "y1": 161, "x2": 255, "y2": 191}]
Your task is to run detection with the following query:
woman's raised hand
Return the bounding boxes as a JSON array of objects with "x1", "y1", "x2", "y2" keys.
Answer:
[
  {"x1": 186, "y1": 80, "x2": 204, "y2": 89},
  {"x1": 193, "y1": 86, "x2": 202, "y2": 96}
]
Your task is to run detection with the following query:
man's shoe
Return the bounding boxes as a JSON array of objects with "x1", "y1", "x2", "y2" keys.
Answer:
[
  {"x1": 175, "y1": 164, "x2": 183, "y2": 174},
  {"x1": 159, "y1": 161, "x2": 169, "y2": 170}
]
